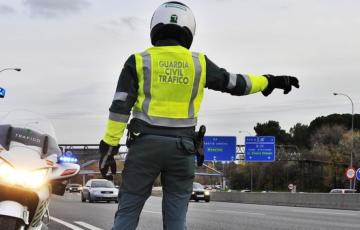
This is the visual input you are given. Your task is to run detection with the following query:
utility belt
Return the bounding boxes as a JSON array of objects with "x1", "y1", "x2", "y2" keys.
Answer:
[{"x1": 126, "y1": 118, "x2": 206, "y2": 166}]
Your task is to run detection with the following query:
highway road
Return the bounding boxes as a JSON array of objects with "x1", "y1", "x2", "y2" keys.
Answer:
[{"x1": 48, "y1": 193, "x2": 360, "y2": 230}]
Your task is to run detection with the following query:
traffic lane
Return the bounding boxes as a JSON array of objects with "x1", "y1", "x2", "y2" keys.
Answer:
[
  {"x1": 49, "y1": 193, "x2": 116, "y2": 229},
  {"x1": 186, "y1": 201, "x2": 360, "y2": 230},
  {"x1": 49, "y1": 193, "x2": 360, "y2": 230},
  {"x1": 47, "y1": 219, "x2": 72, "y2": 230},
  {"x1": 192, "y1": 201, "x2": 360, "y2": 228},
  {"x1": 49, "y1": 193, "x2": 167, "y2": 230}
]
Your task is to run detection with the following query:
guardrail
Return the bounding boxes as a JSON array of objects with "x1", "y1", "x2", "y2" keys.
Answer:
[
  {"x1": 211, "y1": 191, "x2": 360, "y2": 210},
  {"x1": 151, "y1": 190, "x2": 360, "y2": 210}
]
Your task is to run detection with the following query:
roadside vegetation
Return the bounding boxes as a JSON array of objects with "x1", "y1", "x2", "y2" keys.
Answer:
[{"x1": 196, "y1": 114, "x2": 360, "y2": 192}]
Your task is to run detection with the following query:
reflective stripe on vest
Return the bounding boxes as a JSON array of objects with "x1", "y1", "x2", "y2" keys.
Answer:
[{"x1": 133, "y1": 46, "x2": 206, "y2": 127}]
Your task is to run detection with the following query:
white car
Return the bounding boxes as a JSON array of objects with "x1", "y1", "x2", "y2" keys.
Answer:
[
  {"x1": 190, "y1": 182, "x2": 210, "y2": 202},
  {"x1": 81, "y1": 179, "x2": 118, "y2": 203},
  {"x1": 329, "y1": 189, "x2": 357, "y2": 194}
]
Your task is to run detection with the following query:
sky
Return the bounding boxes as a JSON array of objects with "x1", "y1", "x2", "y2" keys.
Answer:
[{"x1": 1, "y1": 0, "x2": 359, "y2": 144}]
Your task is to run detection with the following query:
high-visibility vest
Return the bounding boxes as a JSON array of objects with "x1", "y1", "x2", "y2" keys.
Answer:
[{"x1": 133, "y1": 46, "x2": 206, "y2": 127}]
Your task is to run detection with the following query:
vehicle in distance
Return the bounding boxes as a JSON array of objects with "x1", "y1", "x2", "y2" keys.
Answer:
[
  {"x1": 329, "y1": 189, "x2": 357, "y2": 194},
  {"x1": 66, "y1": 183, "x2": 82, "y2": 193},
  {"x1": 190, "y1": 182, "x2": 210, "y2": 202},
  {"x1": 81, "y1": 179, "x2": 118, "y2": 203}
]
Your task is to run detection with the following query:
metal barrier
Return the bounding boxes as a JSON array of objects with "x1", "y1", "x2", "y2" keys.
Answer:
[{"x1": 210, "y1": 192, "x2": 360, "y2": 210}]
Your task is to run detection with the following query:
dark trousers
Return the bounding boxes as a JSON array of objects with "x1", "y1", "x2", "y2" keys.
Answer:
[{"x1": 112, "y1": 135, "x2": 195, "y2": 230}]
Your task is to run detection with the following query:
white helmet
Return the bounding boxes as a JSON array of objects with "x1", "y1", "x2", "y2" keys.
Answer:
[{"x1": 150, "y1": 2, "x2": 196, "y2": 48}]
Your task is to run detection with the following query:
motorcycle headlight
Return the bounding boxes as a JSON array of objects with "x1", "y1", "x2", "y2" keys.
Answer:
[{"x1": 0, "y1": 158, "x2": 48, "y2": 189}]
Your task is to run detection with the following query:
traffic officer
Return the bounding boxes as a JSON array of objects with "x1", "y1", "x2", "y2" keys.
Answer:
[{"x1": 99, "y1": 1, "x2": 299, "y2": 230}]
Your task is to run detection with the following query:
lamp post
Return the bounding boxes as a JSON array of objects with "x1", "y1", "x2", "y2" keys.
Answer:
[
  {"x1": 239, "y1": 130, "x2": 255, "y2": 191},
  {"x1": 333, "y1": 92, "x2": 354, "y2": 189},
  {"x1": 0, "y1": 68, "x2": 21, "y2": 98},
  {"x1": 0, "y1": 68, "x2": 21, "y2": 73}
]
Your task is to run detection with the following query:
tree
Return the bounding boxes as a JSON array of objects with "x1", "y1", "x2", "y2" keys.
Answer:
[
  {"x1": 309, "y1": 114, "x2": 360, "y2": 134},
  {"x1": 254, "y1": 120, "x2": 291, "y2": 144},
  {"x1": 290, "y1": 123, "x2": 310, "y2": 149},
  {"x1": 309, "y1": 125, "x2": 347, "y2": 189}
]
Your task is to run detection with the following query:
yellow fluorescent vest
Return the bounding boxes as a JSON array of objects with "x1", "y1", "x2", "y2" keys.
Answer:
[
  {"x1": 104, "y1": 46, "x2": 268, "y2": 146},
  {"x1": 133, "y1": 46, "x2": 207, "y2": 127}
]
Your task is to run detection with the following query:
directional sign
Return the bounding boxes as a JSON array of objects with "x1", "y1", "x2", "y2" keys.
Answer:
[
  {"x1": 356, "y1": 168, "x2": 360, "y2": 181},
  {"x1": 245, "y1": 136, "x2": 275, "y2": 162},
  {"x1": 346, "y1": 168, "x2": 356, "y2": 179},
  {"x1": 204, "y1": 136, "x2": 236, "y2": 161}
]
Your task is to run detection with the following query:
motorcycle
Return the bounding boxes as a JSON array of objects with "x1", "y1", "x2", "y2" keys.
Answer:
[{"x1": 0, "y1": 110, "x2": 80, "y2": 230}]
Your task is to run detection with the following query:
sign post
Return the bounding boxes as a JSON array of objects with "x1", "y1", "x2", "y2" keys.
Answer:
[
  {"x1": 245, "y1": 136, "x2": 275, "y2": 162},
  {"x1": 345, "y1": 167, "x2": 356, "y2": 180},
  {"x1": 204, "y1": 136, "x2": 236, "y2": 162},
  {"x1": 354, "y1": 168, "x2": 360, "y2": 189},
  {"x1": 356, "y1": 168, "x2": 360, "y2": 181}
]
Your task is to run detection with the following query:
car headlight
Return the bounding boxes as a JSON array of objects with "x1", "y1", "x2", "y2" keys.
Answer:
[
  {"x1": 0, "y1": 158, "x2": 48, "y2": 189},
  {"x1": 192, "y1": 191, "x2": 195, "y2": 195},
  {"x1": 204, "y1": 191, "x2": 210, "y2": 196}
]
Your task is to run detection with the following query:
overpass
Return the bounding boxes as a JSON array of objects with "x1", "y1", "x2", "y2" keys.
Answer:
[
  {"x1": 59, "y1": 144, "x2": 223, "y2": 185},
  {"x1": 59, "y1": 143, "x2": 310, "y2": 187}
]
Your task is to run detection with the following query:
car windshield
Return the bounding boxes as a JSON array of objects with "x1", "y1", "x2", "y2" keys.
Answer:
[
  {"x1": 69, "y1": 184, "x2": 81, "y2": 187},
  {"x1": 193, "y1": 183, "x2": 204, "y2": 190},
  {"x1": 91, "y1": 181, "x2": 114, "y2": 188}
]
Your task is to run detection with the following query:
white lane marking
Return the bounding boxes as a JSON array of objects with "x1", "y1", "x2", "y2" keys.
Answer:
[
  {"x1": 292, "y1": 209, "x2": 359, "y2": 216},
  {"x1": 216, "y1": 209, "x2": 265, "y2": 216},
  {"x1": 50, "y1": 216, "x2": 84, "y2": 230},
  {"x1": 74, "y1": 221, "x2": 104, "y2": 230},
  {"x1": 143, "y1": 210, "x2": 162, "y2": 214}
]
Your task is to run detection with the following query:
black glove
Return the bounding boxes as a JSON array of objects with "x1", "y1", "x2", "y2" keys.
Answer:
[
  {"x1": 262, "y1": 75, "x2": 299, "y2": 96},
  {"x1": 99, "y1": 140, "x2": 120, "y2": 180}
]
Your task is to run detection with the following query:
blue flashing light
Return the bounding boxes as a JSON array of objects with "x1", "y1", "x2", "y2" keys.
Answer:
[{"x1": 59, "y1": 156, "x2": 78, "y2": 163}]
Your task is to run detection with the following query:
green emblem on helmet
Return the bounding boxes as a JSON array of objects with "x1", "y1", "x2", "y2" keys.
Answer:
[{"x1": 170, "y1": 14, "x2": 178, "y2": 23}]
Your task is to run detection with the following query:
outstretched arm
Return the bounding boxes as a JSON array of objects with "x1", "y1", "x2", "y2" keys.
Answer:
[{"x1": 205, "y1": 56, "x2": 299, "y2": 96}]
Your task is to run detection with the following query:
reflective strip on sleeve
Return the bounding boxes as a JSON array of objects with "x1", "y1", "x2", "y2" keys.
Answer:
[
  {"x1": 103, "y1": 119, "x2": 127, "y2": 146},
  {"x1": 242, "y1": 74, "x2": 252, "y2": 95},
  {"x1": 113, "y1": 92, "x2": 128, "y2": 101},
  {"x1": 109, "y1": 112, "x2": 130, "y2": 123},
  {"x1": 140, "y1": 51, "x2": 152, "y2": 114},
  {"x1": 188, "y1": 52, "x2": 202, "y2": 118},
  {"x1": 132, "y1": 111, "x2": 197, "y2": 127},
  {"x1": 248, "y1": 74, "x2": 269, "y2": 94},
  {"x1": 227, "y1": 73, "x2": 237, "y2": 90}
]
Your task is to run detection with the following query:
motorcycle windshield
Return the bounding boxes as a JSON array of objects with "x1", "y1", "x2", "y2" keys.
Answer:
[{"x1": 0, "y1": 110, "x2": 61, "y2": 157}]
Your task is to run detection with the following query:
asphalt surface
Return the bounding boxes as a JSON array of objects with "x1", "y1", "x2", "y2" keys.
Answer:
[{"x1": 47, "y1": 192, "x2": 360, "y2": 230}]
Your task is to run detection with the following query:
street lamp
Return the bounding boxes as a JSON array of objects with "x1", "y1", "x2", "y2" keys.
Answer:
[
  {"x1": 0, "y1": 68, "x2": 21, "y2": 73},
  {"x1": 333, "y1": 92, "x2": 354, "y2": 189},
  {"x1": 0, "y1": 68, "x2": 21, "y2": 98}
]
